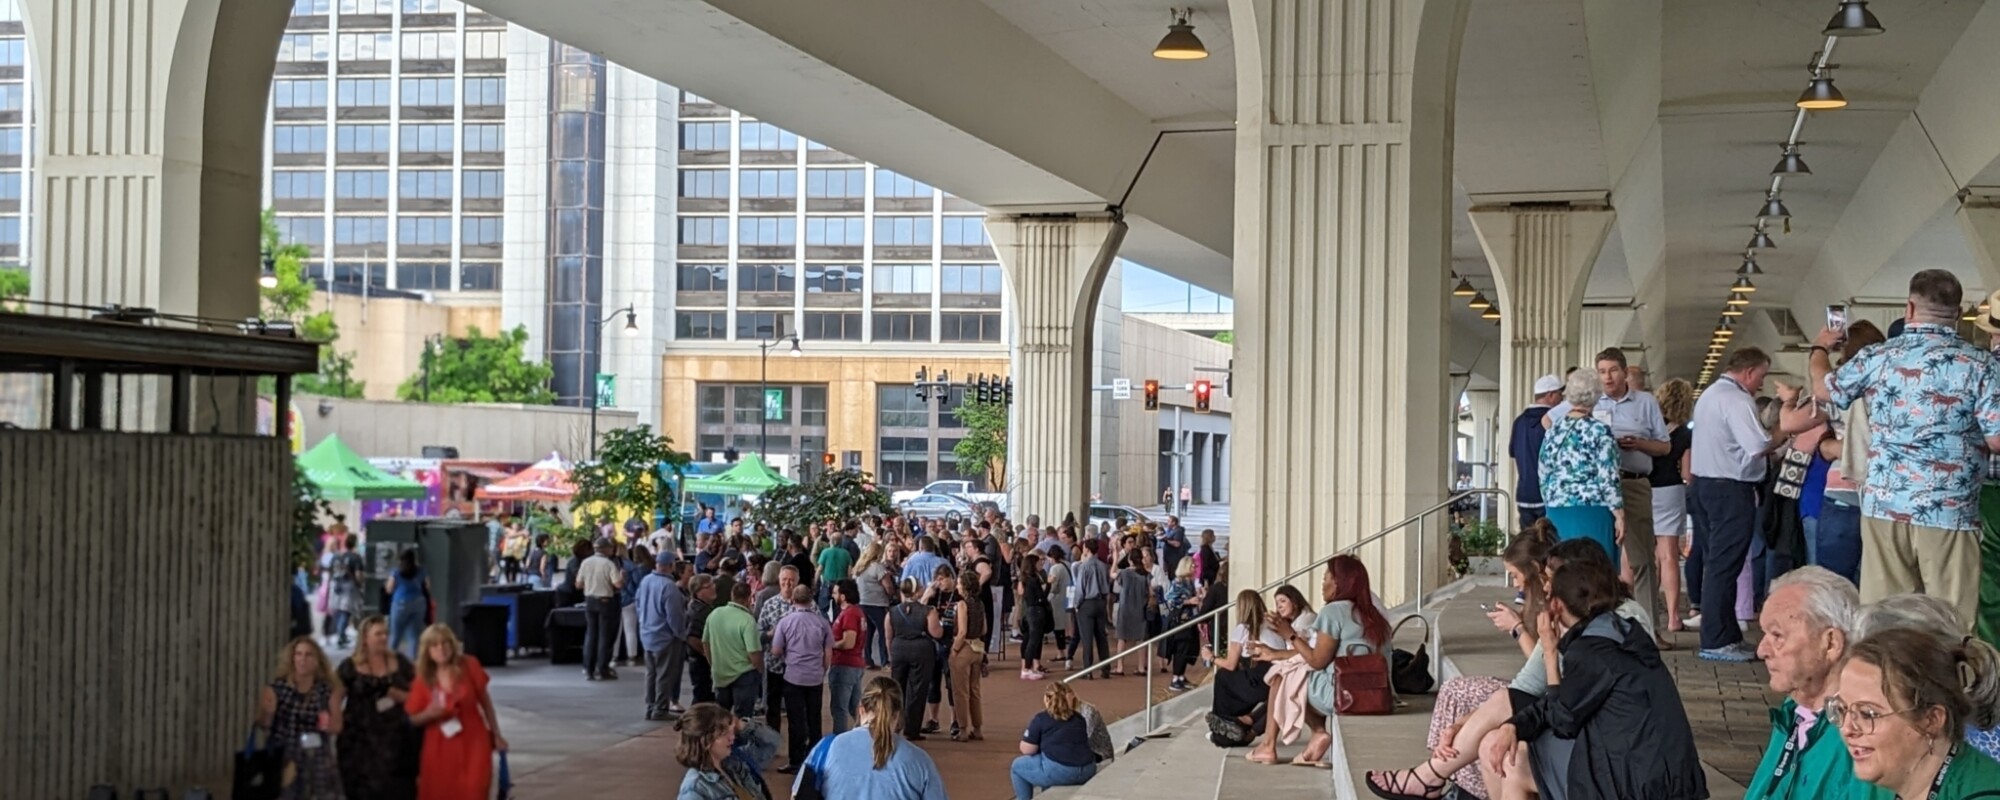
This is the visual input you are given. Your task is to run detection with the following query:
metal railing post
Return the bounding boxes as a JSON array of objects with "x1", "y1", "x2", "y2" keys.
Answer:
[
  {"x1": 1415, "y1": 516, "x2": 1426, "y2": 615},
  {"x1": 1145, "y1": 641, "x2": 1157, "y2": 730}
]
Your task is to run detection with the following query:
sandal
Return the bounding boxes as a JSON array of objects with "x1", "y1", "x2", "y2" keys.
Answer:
[
  {"x1": 1245, "y1": 750, "x2": 1280, "y2": 764},
  {"x1": 1364, "y1": 762, "x2": 1451, "y2": 800}
]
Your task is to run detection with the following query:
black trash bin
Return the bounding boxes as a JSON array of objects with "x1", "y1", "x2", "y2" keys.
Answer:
[{"x1": 461, "y1": 603, "x2": 510, "y2": 668}]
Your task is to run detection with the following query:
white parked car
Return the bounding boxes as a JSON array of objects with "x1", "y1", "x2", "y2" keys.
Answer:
[
  {"x1": 889, "y1": 479, "x2": 1008, "y2": 514},
  {"x1": 1088, "y1": 503, "x2": 1154, "y2": 532}
]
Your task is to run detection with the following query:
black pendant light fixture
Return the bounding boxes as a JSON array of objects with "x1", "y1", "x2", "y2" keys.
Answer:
[
  {"x1": 1732, "y1": 275, "x2": 1757, "y2": 293},
  {"x1": 1467, "y1": 292, "x2": 1492, "y2": 311},
  {"x1": 1739, "y1": 256, "x2": 1764, "y2": 276},
  {"x1": 1452, "y1": 276, "x2": 1477, "y2": 296},
  {"x1": 1823, "y1": 1, "x2": 1884, "y2": 37},
  {"x1": 1749, "y1": 230, "x2": 1776, "y2": 250},
  {"x1": 1798, "y1": 74, "x2": 1848, "y2": 110},
  {"x1": 1759, "y1": 194, "x2": 1791, "y2": 220},
  {"x1": 1772, "y1": 145, "x2": 1812, "y2": 175},
  {"x1": 1726, "y1": 291, "x2": 1751, "y2": 307},
  {"x1": 1152, "y1": 8, "x2": 1208, "y2": 60}
]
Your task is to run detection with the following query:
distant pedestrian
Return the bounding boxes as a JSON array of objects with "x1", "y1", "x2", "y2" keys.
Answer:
[
  {"x1": 1509, "y1": 373, "x2": 1563, "y2": 526},
  {"x1": 259, "y1": 637, "x2": 346, "y2": 799},
  {"x1": 385, "y1": 549, "x2": 430, "y2": 660},
  {"x1": 829, "y1": 579, "x2": 868, "y2": 734},
  {"x1": 771, "y1": 584, "x2": 832, "y2": 771},
  {"x1": 637, "y1": 550, "x2": 689, "y2": 720},
  {"x1": 574, "y1": 538, "x2": 627, "y2": 681}
]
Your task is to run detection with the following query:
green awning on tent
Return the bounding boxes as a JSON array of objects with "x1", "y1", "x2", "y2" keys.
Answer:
[
  {"x1": 298, "y1": 433, "x2": 428, "y2": 501},
  {"x1": 681, "y1": 453, "x2": 794, "y2": 497}
]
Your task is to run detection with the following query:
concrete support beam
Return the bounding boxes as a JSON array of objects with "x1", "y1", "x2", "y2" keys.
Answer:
[
  {"x1": 1475, "y1": 206, "x2": 1615, "y2": 506},
  {"x1": 991, "y1": 214, "x2": 1126, "y2": 525},
  {"x1": 1579, "y1": 307, "x2": 1638, "y2": 367},
  {"x1": 1227, "y1": 0, "x2": 1468, "y2": 603},
  {"x1": 1956, "y1": 204, "x2": 2000, "y2": 292}
]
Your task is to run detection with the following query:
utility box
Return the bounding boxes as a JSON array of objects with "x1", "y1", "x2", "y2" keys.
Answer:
[{"x1": 363, "y1": 518, "x2": 490, "y2": 640}]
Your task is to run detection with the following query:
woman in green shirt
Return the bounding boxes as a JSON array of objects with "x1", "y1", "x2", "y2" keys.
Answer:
[{"x1": 1834, "y1": 629, "x2": 2000, "y2": 800}]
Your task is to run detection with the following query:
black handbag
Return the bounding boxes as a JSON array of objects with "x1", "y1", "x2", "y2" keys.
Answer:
[
  {"x1": 1389, "y1": 615, "x2": 1435, "y2": 695},
  {"x1": 231, "y1": 729, "x2": 284, "y2": 800}
]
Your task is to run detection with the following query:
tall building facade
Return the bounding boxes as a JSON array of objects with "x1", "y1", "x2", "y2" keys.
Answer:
[{"x1": 0, "y1": 0, "x2": 32, "y2": 276}]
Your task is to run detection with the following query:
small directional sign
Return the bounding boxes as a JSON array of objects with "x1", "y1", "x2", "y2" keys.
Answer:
[{"x1": 1111, "y1": 378, "x2": 1132, "y2": 400}]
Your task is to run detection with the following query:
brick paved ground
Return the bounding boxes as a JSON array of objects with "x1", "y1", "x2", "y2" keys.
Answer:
[{"x1": 1659, "y1": 625, "x2": 1783, "y2": 784}]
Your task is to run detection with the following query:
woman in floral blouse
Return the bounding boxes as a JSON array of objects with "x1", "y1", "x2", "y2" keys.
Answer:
[{"x1": 1538, "y1": 369, "x2": 1625, "y2": 567}]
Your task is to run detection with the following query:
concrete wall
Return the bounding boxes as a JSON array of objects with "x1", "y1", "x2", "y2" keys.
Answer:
[
  {"x1": 0, "y1": 432, "x2": 292, "y2": 798},
  {"x1": 1106, "y1": 316, "x2": 1233, "y2": 507},
  {"x1": 304, "y1": 396, "x2": 638, "y2": 460},
  {"x1": 322, "y1": 291, "x2": 503, "y2": 402}
]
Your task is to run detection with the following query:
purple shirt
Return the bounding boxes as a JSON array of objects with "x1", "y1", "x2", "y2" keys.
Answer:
[{"x1": 770, "y1": 605, "x2": 831, "y2": 686}]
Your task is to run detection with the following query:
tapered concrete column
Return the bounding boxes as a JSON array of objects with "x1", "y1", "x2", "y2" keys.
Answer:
[
  {"x1": 1466, "y1": 388, "x2": 1500, "y2": 490},
  {"x1": 991, "y1": 213, "x2": 1127, "y2": 526},
  {"x1": 1578, "y1": 306, "x2": 1637, "y2": 371},
  {"x1": 1957, "y1": 203, "x2": 2000, "y2": 292},
  {"x1": 1475, "y1": 206, "x2": 1614, "y2": 511},
  {"x1": 22, "y1": 0, "x2": 290, "y2": 431},
  {"x1": 1228, "y1": 0, "x2": 1469, "y2": 603}
]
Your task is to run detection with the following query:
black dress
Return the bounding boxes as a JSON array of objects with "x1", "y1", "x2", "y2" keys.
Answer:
[{"x1": 336, "y1": 654, "x2": 418, "y2": 800}]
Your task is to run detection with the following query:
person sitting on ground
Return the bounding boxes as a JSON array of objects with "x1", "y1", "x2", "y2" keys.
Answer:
[
  {"x1": 1742, "y1": 567, "x2": 1868, "y2": 800},
  {"x1": 1009, "y1": 681, "x2": 1100, "y2": 799},
  {"x1": 1250, "y1": 556, "x2": 1390, "y2": 768},
  {"x1": 1204, "y1": 589, "x2": 1277, "y2": 747},
  {"x1": 798, "y1": 676, "x2": 949, "y2": 800},
  {"x1": 1480, "y1": 557, "x2": 1706, "y2": 800},
  {"x1": 1243, "y1": 583, "x2": 1320, "y2": 760},
  {"x1": 1835, "y1": 627, "x2": 2000, "y2": 798},
  {"x1": 1854, "y1": 593, "x2": 2000, "y2": 762},
  {"x1": 675, "y1": 703, "x2": 773, "y2": 800}
]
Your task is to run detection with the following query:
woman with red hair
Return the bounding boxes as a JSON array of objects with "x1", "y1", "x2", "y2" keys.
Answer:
[{"x1": 1250, "y1": 554, "x2": 1390, "y2": 767}]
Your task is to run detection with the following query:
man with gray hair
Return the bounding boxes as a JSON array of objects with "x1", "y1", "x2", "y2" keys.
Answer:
[
  {"x1": 1811, "y1": 268, "x2": 2000, "y2": 626},
  {"x1": 1745, "y1": 566, "x2": 1866, "y2": 800}
]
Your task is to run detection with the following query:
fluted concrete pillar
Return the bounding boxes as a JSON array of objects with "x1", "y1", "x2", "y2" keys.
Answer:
[
  {"x1": 22, "y1": 0, "x2": 289, "y2": 431},
  {"x1": 1578, "y1": 307, "x2": 1637, "y2": 372},
  {"x1": 1228, "y1": 0, "x2": 1469, "y2": 604},
  {"x1": 1956, "y1": 203, "x2": 2000, "y2": 293},
  {"x1": 991, "y1": 214, "x2": 1126, "y2": 526},
  {"x1": 1475, "y1": 206, "x2": 1614, "y2": 511}
]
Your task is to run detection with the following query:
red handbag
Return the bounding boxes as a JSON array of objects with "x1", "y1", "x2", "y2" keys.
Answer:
[{"x1": 1333, "y1": 644, "x2": 1394, "y2": 715}]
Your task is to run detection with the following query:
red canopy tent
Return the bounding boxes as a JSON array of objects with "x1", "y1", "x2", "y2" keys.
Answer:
[{"x1": 473, "y1": 452, "x2": 575, "y2": 502}]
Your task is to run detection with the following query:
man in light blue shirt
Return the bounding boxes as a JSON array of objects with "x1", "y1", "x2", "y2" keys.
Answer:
[
  {"x1": 1549, "y1": 347, "x2": 1671, "y2": 637},
  {"x1": 636, "y1": 551, "x2": 688, "y2": 720},
  {"x1": 900, "y1": 536, "x2": 951, "y2": 584}
]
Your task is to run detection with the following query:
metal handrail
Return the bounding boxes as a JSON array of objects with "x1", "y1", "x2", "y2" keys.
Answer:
[{"x1": 1058, "y1": 488, "x2": 1514, "y2": 731}]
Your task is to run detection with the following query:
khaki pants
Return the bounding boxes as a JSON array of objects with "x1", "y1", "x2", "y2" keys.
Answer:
[
  {"x1": 949, "y1": 639, "x2": 985, "y2": 735},
  {"x1": 1859, "y1": 516, "x2": 1982, "y2": 630},
  {"x1": 1620, "y1": 479, "x2": 1662, "y2": 635}
]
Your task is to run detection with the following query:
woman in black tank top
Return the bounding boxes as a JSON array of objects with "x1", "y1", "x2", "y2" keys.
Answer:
[{"x1": 886, "y1": 577, "x2": 941, "y2": 739}]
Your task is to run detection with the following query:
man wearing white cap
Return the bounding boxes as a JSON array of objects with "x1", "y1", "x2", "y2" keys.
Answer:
[{"x1": 1507, "y1": 374, "x2": 1565, "y2": 526}]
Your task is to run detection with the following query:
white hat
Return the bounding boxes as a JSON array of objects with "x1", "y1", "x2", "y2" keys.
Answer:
[{"x1": 1532, "y1": 374, "x2": 1563, "y2": 395}]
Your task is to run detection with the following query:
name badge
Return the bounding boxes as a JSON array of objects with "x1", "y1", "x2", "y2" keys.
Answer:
[
  {"x1": 376, "y1": 697, "x2": 396, "y2": 713},
  {"x1": 298, "y1": 732, "x2": 323, "y2": 750},
  {"x1": 440, "y1": 718, "x2": 463, "y2": 739},
  {"x1": 1592, "y1": 407, "x2": 1614, "y2": 424}
]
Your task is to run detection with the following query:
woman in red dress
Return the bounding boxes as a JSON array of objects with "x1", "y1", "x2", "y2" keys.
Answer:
[{"x1": 406, "y1": 624, "x2": 509, "y2": 799}]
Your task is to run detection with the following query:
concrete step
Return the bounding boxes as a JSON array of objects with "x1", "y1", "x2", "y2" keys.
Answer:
[{"x1": 1041, "y1": 709, "x2": 1341, "y2": 800}]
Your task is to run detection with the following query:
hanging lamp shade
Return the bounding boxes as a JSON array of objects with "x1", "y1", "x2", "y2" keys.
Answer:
[
  {"x1": 1153, "y1": 10, "x2": 1208, "y2": 60},
  {"x1": 1750, "y1": 230, "x2": 1777, "y2": 250},
  {"x1": 1722, "y1": 305, "x2": 1744, "y2": 317},
  {"x1": 1823, "y1": 1, "x2": 1884, "y2": 36},
  {"x1": 1797, "y1": 76, "x2": 1848, "y2": 110},
  {"x1": 1452, "y1": 276, "x2": 1477, "y2": 296},
  {"x1": 1481, "y1": 307, "x2": 1502, "y2": 320},
  {"x1": 1773, "y1": 147, "x2": 1812, "y2": 175},
  {"x1": 1467, "y1": 292, "x2": 1492, "y2": 310},
  {"x1": 1759, "y1": 196, "x2": 1792, "y2": 220},
  {"x1": 1739, "y1": 256, "x2": 1765, "y2": 276},
  {"x1": 1732, "y1": 276, "x2": 1757, "y2": 293},
  {"x1": 1727, "y1": 291, "x2": 1751, "y2": 306}
]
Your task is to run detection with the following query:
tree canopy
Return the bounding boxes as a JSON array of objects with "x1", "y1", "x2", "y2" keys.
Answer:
[
  {"x1": 262, "y1": 209, "x2": 365, "y2": 398},
  {"x1": 397, "y1": 325, "x2": 556, "y2": 404},
  {"x1": 950, "y1": 398, "x2": 1008, "y2": 490},
  {"x1": 567, "y1": 425, "x2": 693, "y2": 549}
]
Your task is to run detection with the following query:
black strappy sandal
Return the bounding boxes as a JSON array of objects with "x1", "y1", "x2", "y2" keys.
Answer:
[{"x1": 1364, "y1": 762, "x2": 1452, "y2": 800}]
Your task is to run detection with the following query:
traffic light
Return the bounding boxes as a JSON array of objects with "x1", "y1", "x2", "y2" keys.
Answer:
[
  {"x1": 1002, "y1": 377, "x2": 1014, "y2": 405},
  {"x1": 1143, "y1": 379, "x2": 1160, "y2": 411},
  {"x1": 976, "y1": 374, "x2": 990, "y2": 403},
  {"x1": 914, "y1": 367, "x2": 929, "y2": 402},
  {"x1": 822, "y1": 452, "x2": 836, "y2": 467},
  {"x1": 935, "y1": 370, "x2": 951, "y2": 408},
  {"x1": 1194, "y1": 379, "x2": 1213, "y2": 413}
]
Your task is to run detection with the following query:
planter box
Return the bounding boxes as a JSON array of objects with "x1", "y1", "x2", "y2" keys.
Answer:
[{"x1": 1466, "y1": 556, "x2": 1505, "y2": 576}]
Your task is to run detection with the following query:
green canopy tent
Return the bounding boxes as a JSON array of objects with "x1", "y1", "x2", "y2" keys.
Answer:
[
  {"x1": 681, "y1": 453, "x2": 794, "y2": 497},
  {"x1": 297, "y1": 433, "x2": 428, "y2": 501}
]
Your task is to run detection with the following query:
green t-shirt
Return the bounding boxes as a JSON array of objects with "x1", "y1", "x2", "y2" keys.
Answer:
[
  {"x1": 1936, "y1": 744, "x2": 2000, "y2": 800},
  {"x1": 818, "y1": 545, "x2": 854, "y2": 582},
  {"x1": 703, "y1": 602, "x2": 762, "y2": 686}
]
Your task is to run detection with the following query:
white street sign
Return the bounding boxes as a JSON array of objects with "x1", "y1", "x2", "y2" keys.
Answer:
[{"x1": 1111, "y1": 378, "x2": 1132, "y2": 400}]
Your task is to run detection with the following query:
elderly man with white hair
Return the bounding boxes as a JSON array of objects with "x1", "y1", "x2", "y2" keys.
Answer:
[{"x1": 1745, "y1": 566, "x2": 1869, "y2": 800}]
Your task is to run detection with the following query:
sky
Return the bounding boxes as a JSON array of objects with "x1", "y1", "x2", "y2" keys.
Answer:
[{"x1": 1119, "y1": 259, "x2": 1234, "y2": 314}]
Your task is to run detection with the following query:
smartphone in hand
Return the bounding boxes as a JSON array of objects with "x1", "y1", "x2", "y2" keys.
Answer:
[{"x1": 1826, "y1": 304, "x2": 1849, "y2": 342}]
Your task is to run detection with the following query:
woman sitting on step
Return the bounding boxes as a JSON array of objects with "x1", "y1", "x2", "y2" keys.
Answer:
[
  {"x1": 1247, "y1": 556, "x2": 1390, "y2": 768},
  {"x1": 1202, "y1": 589, "x2": 1281, "y2": 746},
  {"x1": 1367, "y1": 532, "x2": 1654, "y2": 800}
]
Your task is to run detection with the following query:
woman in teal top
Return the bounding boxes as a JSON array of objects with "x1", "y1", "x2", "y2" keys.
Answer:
[
  {"x1": 1538, "y1": 370, "x2": 1624, "y2": 568},
  {"x1": 1835, "y1": 629, "x2": 2000, "y2": 800}
]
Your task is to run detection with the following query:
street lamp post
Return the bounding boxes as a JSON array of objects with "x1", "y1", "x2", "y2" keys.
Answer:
[
  {"x1": 758, "y1": 333, "x2": 802, "y2": 455},
  {"x1": 588, "y1": 304, "x2": 641, "y2": 459}
]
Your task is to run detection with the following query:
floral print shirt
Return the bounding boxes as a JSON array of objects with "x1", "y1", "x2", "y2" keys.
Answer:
[
  {"x1": 1829, "y1": 323, "x2": 2000, "y2": 531},
  {"x1": 1538, "y1": 414, "x2": 1624, "y2": 510}
]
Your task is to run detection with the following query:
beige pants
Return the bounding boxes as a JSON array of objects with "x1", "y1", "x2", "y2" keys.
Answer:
[
  {"x1": 1620, "y1": 479, "x2": 1662, "y2": 635},
  {"x1": 1859, "y1": 516, "x2": 1982, "y2": 629}
]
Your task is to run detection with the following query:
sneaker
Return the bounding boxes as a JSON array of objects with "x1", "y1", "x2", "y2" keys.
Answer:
[
  {"x1": 1698, "y1": 643, "x2": 1760, "y2": 663},
  {"x1": 1682, "y1": 613, "x2": 1703, "y2": 627},
  {"x1": 1026, "y1": 670, "x2": 1046, "y2": 681},
  {"x1": 1205, "y1": 712, "x2": 1249, "y2": 744},
  {"x1": 1169, "y1": 678, "x2": 1190, "y2": 691}
]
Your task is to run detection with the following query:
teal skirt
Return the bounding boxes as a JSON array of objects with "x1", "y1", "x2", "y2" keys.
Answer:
[{"x1": 1544, "y1": 505, "x2": 1619, "y2": 570}]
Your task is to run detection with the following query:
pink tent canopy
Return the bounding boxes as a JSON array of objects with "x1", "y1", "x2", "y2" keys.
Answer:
[{"x1": 473, "y1": 452, "x2": 575, "y2": 502}]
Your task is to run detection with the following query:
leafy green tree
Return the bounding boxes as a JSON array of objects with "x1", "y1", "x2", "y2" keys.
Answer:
[
  {"x1": 950, "y1": 398, "x2": 1009, "y2": 490},
  {"x1": 0, "y1": 266, "x2": 26, "y2": 312},
  {"x1": 261, "y1": 210, "x2": 365, "y2": 398},
  {"x1": 567, "y1": 425, "x2": 693, "y2": 549},
  {"x1": 291, "y1": 469, "x2": 336, "y2": 570},
  {"x1": 748, "y1": 468, "x2": 892, "y2": 536},
  {"x1": 1212, "y1": 331, "x2": 1234, "y2": 344},
  {"x1": 396, "y1": 325, "x2": 556, "y2": 404}
]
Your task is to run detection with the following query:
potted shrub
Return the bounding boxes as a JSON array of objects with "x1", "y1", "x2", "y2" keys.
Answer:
[{"x1": 1453, "y1": 519, "x2": 1508, "y2": 576}]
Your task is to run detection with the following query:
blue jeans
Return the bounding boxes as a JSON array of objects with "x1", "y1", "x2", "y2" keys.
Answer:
[
  {"x1": 828, "y1": 665, "x2": 864, "y2": 734},
  {"x1": 1010, "y1": 754, "x2": 1096, "y2": 799},
  {"x1": 1816, "y1": 499, "x2": 1863, "y2": 585},
  {"x1": 389, "y1": 599, "x2": 426, "y2": 660},
  {"x1": 717, "y1": 670, "x2": 760, "y2": 719},
  {"x1": 862, "y1": 605, "x2": 889, "y2": 667}
]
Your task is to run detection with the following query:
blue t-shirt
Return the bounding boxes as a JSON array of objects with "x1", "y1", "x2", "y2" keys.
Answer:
[
  {"x1": 1023, "y1": 711, "x2": 1095, "y2": 768},
  {"x1": 900, "y1": 551, "x2": 951, "y2": 584},
  {"x1": 816, "y1": 728, "x2": 948, "y2": 800},
  {"x1": 390, "y1": 568, "x2": 426, "y2": 605}
]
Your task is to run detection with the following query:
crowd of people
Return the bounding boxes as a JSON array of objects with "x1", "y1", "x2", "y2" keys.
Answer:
[{"x1": 1411, "y1": 267, "x2": 2000, "y2": 800}]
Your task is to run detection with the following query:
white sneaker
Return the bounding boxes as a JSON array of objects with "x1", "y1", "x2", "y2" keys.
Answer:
[{"x1": 1682, "y1": 613, "x2": 1703, "y2": 627}]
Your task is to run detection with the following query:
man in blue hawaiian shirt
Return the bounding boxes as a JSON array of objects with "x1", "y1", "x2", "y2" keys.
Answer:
[{"x1": 1810, "y1": 269, "x2": 2000, "y2": 628}]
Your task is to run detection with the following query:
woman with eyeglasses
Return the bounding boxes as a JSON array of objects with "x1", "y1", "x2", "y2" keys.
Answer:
[
  {"x1": 1833, "y1": 628, "x2": 2000, "y2": 798},
  {"x1": 1855, "y1": 593, "x2": 2000, "y2": 761}
]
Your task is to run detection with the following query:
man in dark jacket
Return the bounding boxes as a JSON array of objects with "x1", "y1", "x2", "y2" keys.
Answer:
[{"x1": 1509, "y1": 374, "x2": 1563, "y2": 526}]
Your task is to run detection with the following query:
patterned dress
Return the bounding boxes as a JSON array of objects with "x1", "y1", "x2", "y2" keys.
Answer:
[
  {"x1": 1539, "y1": 413, "x2": 1624, "y2": 561},
  {"x1": 269, "y1": 678, "x2": 344, "y2": 799},
  {"x1": 336, "y1": 655, "x2": 417, "y2": 800}
]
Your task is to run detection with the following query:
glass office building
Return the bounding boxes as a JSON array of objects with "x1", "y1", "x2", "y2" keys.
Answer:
[{"x1": 0, "y1": 0, "x2": 31, "y2": 276}]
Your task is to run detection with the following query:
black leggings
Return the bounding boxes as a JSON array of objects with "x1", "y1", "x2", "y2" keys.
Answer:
[
  {"x1": 1021, "y1": 605, "x2": 1050, "y2": 665},
  {"x1": 889, "y1": 641, "x2": 935, "y2": 737},
  {"x1": 1213, "y1": 662, "x2": 1271, "y2": 719},
  {"x1": 1166, "y1": 630, "x2": 1199, "y2": 677}
]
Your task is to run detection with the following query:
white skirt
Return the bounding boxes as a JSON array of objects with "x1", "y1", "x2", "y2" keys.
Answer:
[{"x1": 1651, "y1": 484, "x2": 1688, "y2": 538}]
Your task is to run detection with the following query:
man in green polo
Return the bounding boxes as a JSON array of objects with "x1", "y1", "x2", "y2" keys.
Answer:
[{"x1": 704, "y1": 581, "x2": 764, "y2": 719}]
